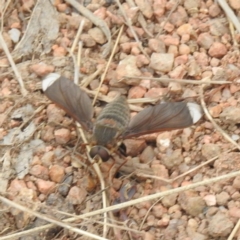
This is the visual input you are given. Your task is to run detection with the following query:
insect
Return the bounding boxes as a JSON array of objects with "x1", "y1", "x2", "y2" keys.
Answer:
[{"x1": 42, "y1": 73, "x2": 202, "y2": 161}]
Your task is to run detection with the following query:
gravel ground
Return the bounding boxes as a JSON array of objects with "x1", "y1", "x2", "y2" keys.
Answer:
[{"x1": 1, "y1": 0, "x2": 240, "y2": 239}]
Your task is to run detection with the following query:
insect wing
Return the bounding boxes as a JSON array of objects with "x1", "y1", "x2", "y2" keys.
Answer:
[
  {"x1": 42, "y1": 74, "x2": 93, "y2": 131},
  {"x1": 122, "y1": 102, "x2": 202, "y2": 138}
]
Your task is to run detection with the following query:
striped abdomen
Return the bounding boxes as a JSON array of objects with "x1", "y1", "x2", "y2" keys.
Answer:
[{"x1": 93, "y1": 96, "x2": 130, "y2": 146}]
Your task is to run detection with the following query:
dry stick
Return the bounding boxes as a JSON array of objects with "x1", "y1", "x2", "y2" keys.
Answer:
[
  {"x1": 59, "y1": 170, "x2": 240, "y2": 216},
  {"x1": 124, "y1": 76, "x2": 231, "y2": 85},
  {"x1": 65, "y1": 0, "x2": 111, "y2": 58},
  {"x1": 222, "y1": 0, "x2": 238, "y2": 46},
  {"x1": 92, "y1": 25, "x2": 124, "y2": 106},
  {"x1": 2, "y1": 170, "x2": 240, "y2": 240},
  {"x1": 200, "y1": 84, "x2": 240, "y2": 240},
  {"x1": 77, "y1": 41, "x2": 82, "y2": 72},
  {"x1": 71, "y1": 19, "x2": 85, "y2": 54},
  {"x1": 77, "y1": 128, "x2": 109, "y2": 238},
  {"x1": 139, "y1": 198, "x2": 162, "y2": 230},
  {"x1": 0, "y1": 196, "x2": 107, "y2": 240},
  {"x1": 114, "y1": 0, "x2": 150, "y2": 60},
  {"x1": 1, "y1": 0, "x2": 12, "y2": 31},
  {"x1": 84, "y1": 87, "x2": 162, "y2": 111},
  {"x1": 199, "y1": 85, "x2": 240, "y2": 151},
  {"x1": 69, "y1": 51, "x2": 79, "y2": 85},
  {"x1": 138, "y1": 14, "x2": 154, "y2": 38},
  {"x1": 217, "y1": 0, "x2": 240, "y2": 33},
  {"x1": 81, "y1": 65, "x2": 104, "y2": 87},
  {"x1": 156, "y1": 0, "x2": 180, "y2": 37},
  {"x1": 89, "y1": 26, "x2": 125, "y2": 236},
  {"x1": 137, "y1": 173, "x2": 171, "y2": 183},
  {"x1": 228, "y1": 218, "x2": 240, "y2": 240},
  {"x1": 50, "y1": 208, "x2": 143, "y2": 235},
  {"x1": 125, "y1": 0, "x2": 153, "y2": 38},
  {"x1": 171, "y1": 147, "x2": 236, "y2": 182},
  {"x1": 0, "y1": 32, "x2": 28, "y2": 96},
  {"x1": 70, "y1": 25, "x2": 108, "y2": 238},
  {"x1": 86, "y1": 88, "x2": 159, "y2": 104},
  {"x1": 228, "y1": 21, "x2": 238, "y2": 46},
  {"x1": 69, "y1": 20, "x2": 85, "y2": 85}
]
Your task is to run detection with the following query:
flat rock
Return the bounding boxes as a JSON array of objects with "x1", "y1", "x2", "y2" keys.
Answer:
[{"x1": 149, "y1": 53, "x2": 174, "y2": 73}]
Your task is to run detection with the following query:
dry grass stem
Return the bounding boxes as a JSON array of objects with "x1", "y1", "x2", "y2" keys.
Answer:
[
  {"x1": 84, "y1": 88, "x2": 159, "y2": 104},
  {"x1": 4, "y1": 171, "x2": 240, "y2": 239},
  {"x1": 138, "y1": 173, "x2": 172, "y2": 183},
  {"x1": 125, "y1": 0, "x2": 153, "y2": 37},
  {"x1": 68, "y1": 51, "x2": 79, "y2": 85},
  {"x1": 1, "y1": 0, "x2": 12, "y2": 30},
  {"x1": 124, "y1": 76, "x2": 231, "y2": 85},
  {"x1": 228, "y1": 218, "x2": 240, "y2": 240},
  {"x1": 217, "y1": 0, "x2": 240, "y2": 33},
  {"x1": 81, "y1": 65, "x2": 104, "y2": 87},
  {"x1": 0, "y1": 196, "x2": 108, "y2": 240},
  {"x1": 156, "y1": 0, "x2": 180, "y2": 37},
  {"x1": 75, "y1": 171, "x2": 240, "y2": 217},
  {"x1": 49, "y1": 208, "x2": 142, "y2": 235},
  {"x1": 77, "y1": 125, "x2": 109, "y2": 237},
  {"x1": 77, "y1": 41, "x2": 83, "y2": 69},
  {"x1": 92, "y1": 25, "x2": 124, "y2": 106},
  {"x1": 68, "y1": 23, "x2": 109, "y2": 237},
  {"x1": 139, "y1": 198, "x2": 161, "y2": 230},
  {"x1": 0, "y1": 32, "x2": 28, "y2": 96},
  {"x1": 115, "y1": 0, "x2": 150, "y2": 59},
  {"x1": 228, "y1": 21, "x2": 238, "y2": 46},
  {"x1": 65, "y1": 0, "x2": 111, "y2": 57},
  {"x1": 172, "y1": 147, "x2": 236, "y2": 182},
  {"x1": 70, "y1": 20, "x2": 85, "y2": 53},
  {"x1": 200, "y1": 85, "x2": 240, "y2": 151}
]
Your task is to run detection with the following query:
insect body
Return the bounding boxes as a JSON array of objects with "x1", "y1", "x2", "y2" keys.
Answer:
[
  {"x1": 42, "y1": 73, "x2": 202, "y2": 161},
  {"x1": 93, "y1": 95, "x2": 130, "y2": 146}
]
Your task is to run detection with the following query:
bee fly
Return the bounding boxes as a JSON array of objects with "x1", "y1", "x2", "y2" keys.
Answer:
[{"x1": 42, "y1": 73, "x2": 203, "y2": 161}]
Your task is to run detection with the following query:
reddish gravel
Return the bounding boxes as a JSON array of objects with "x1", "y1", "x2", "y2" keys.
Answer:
[{"x1": 1, "y1": 0, "x2": 240, "y2": 239}]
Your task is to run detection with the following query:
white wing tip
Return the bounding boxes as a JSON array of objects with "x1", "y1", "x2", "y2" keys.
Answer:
[
  {"x1": 42, "y1": 73, "x2": 61, "y2": 91},
  {"x1": 187, "y1": 103, "x2": 203, "y2": 124}
]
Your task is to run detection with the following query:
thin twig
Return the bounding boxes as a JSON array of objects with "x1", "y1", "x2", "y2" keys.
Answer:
[
  {"x1": 70, "y1": 26, "x2": 109, "y2": 237},
  {"x1": 139, "y1": 198, "x2": 162, "y2": 230},
  {"x1": 125, "y1": 0, "x2": 153, "y2": 37},
  {"x1": 0, "y1": 0, "x2": 12, "y2": 31},
  {"x1": 92, "y1": 25, "x2": 124, "y2": 106},
  {"x1": 228, "y1": 20, "x2": 238, "y2": 46},
  {"x1": 65, "y1": 0, "x2": 111, "y2": 57},
  {"x1": 70, "y1": 20, "x2": 85, "y2": 85},
  {"x1": 81, "y1": 64, "x2": 104, "y2": 87},
  {"x1": 217, "y1": 0, "x2": 240, "y2": 33},
  {"x1": 156, "y1": 0, "x2": 180, "y2": 37},
  {"x1": 1, "y1": 169, "x2": 240, "y2": 240},
  {"x1": 0, "y1": 196, "x2": 108, "y2": 240},
  {"x1": 199, "y1": 85, "x2": 240, "y2": 151},
  {"x1": 77, "y1": 41, "x2": 82, "y2": 71},
  {"x1": 0, "y1": 32, "x2": 28, "y2": 96},
  {"x1": 77, "y1": 127, "x2": 109, "y2": 238},
  {"x1": 171, "y1": 147, "x2": 236, "y2": 182},
  {"x1": 114, "y1": 0, "x2": 150, "y2": 59},
  {"x1": 68, "y1": 51, "x2": 79, "y2": 85},
  {"x1": 123, "y1": 76, "x2": 231, "y2": 85},
  {"x1": 70, "y1": 19, "x2": 85, "y2": 53},
  {"x1": 228, "y1": 218, "x2": 240, "y2": 240},
  {"x1": 137, "y1": 173, "x2": 171, "y2": 183}
]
